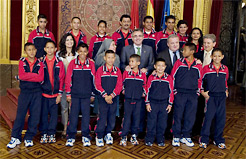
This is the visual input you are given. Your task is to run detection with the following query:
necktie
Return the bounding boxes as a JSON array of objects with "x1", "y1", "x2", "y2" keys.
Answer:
[
  {"x1": 203, "y1": 51, "x2": 211, "y2": 67},
  {"x1": 173, "y1": 51, "x2": 177, "y2": 65},
  {"x1": 137, "y1": 47, "x2": 141, "y2": 56}
]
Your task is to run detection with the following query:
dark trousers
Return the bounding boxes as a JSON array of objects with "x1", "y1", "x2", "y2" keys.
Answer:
[
  {"x1": 200, "y1": 96, "x2": 226, "y2": 144},
  {"x1": 145, "y1": 101, "x2": 168, "y2": 144},
  {"x1": 139, "y1": 98, "x2": 147, "y2": 132},
  {"x1": 67, "y1": 97, "x2": 91, "y2": 139},
  {"x1": 39, "y1": 97, "x2": 58, "y2": 135},
  {"x1": 95, "y1": 97, "x2": 117, "y2": 139},
  {"x1": 11, "y1": 91, "x2": 42, "y2": 140},
  {"x1": 120, "y1": 100, "x2": 142, "y2": 137},
  {"x1": 172, "y1": 93, "x2": 198, "y2": 138}
]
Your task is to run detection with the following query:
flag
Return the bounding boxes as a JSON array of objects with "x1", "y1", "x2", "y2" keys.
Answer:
[
  {"x1": 146, "y1": 0, "x2": 155, "y2": 27},
  {"x1": 130, "y1": 0, "x2": 139, "y2": 30},
  {"x1": 160, "y1": 0, "x2": 170, "y2": 30}
]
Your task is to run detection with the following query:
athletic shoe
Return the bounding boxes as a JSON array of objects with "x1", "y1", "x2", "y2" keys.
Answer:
[
  {"x1": 82, "y1": 137, "x2": 91, "y2": 147},
  {"x1": 65, "y1": 139, "x2": 75, "y2": 146},
  {"x1": 145, "y1": 142, "x2": 153, "y2": 146},
  {"x1": 120, "y1": 136, "x2": 127, "y2": 146},
  {"x1": 7, "y1": 137, "x2": 21, "y2": 149},
  {"x1": 104, "y1": 133, "x2": 113, "y2": 145},
  {"x1": 49, "y1": 135, "x2": 56, "y2": 143},
  {"x1": 40, "y1": 134, "x2": 48, "y2": 144},
  {"x1": 130, "y1": 134, "x2": 139, "y2": 145},
  {"x1": 96, "y1": 137, "x2": 104, "y2": 147},
  {"x1": 213, "y1": 141, "x2": 226, "y2": 149},
  {"x1": 24, "y1": 140, "x2": 34, "y2": 147},
  {"x1": 199, "y1": 142, "x2": 207, "y2": 149},
  {"x1": 172, "y1": 138, "x2": 180, "y2": 147},
  {"x1": 158, "y1": 142, "x2": 165, "y2": 147},
  {"x1": 180, "y1": 138, "x2": 194, "y2": 147}
]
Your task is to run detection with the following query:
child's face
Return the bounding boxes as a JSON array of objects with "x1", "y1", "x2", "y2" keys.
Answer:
[
  {"x1": 77, "y1": 47, "x2": 88, "y2": 60},
  {"x1": 65, "y1": 36, "x2": 74, "y2": 48},
  {"x1": 203, "y1": 38, "x2": 216, "y2": 52},
  {"x1": 25, "y1": 45, "x2": 37, "y2": 58},
  {"x1": 44, "y1": 43, "x2": 57, "y2": 56},
  {"x1": 143, "y1": 18, "x2": 153, "y2": 31},
  {"x1": 154, "y1": 61, "x2": 166, "y2": 74},
  {"x1": 129, "y1": 58, "x2": 140, "y2": 69},
  {"x1": 38, "y1": 18, "x2": 47, "y2": 30},
  {"x1": 211, "y1": 51, "x2": 224, "y2": 65},
  {"x1": 104, "y1": 53, "x2": 115, "y2": 66},
  {"x1": 182, "y1": 46, "x2": 194, "y2": 58},
  {"x1": 191, "y1": 29, "x2": 201, "y2": 41},
  {"x1": 165, "y1": 18, "x2": 175, "y2": 31},
  {"x1": 71, "y1": 18, "x2": 81, "y2": 30},
  {"x1": 98, "y1": 22, "x2": 106, "y2": 35},
  {"x1": 178, "y1": 24, "x2": 188, "y2": 35}
]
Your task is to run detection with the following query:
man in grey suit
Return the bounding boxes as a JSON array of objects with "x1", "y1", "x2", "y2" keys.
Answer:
[
  {"x1": 157, "y1": 34, "x2": 182, "y2": 74},
  {"x1": 121, "y1": 28, "x2": 154, "y2": 74}
]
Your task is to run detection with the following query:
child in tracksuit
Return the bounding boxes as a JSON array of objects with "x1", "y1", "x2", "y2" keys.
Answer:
[
  {"x1": 39, "y1": 40, "x2": 65, "y2": 144},
  {"x1": 171, "y1": 43, "x2": 203, "y2": 147},
  {"x1": 7, "y1": 43, "x2": 44, "y2": 148},
  {"x1": 95, "y1": 50, "x2": 122, "y2": 147},
  {"x1": 119, "y1": 54, "x2": 147, "y2": 146},
  {"x1": 65, "y1": 43, "x2": 96, "y2": 147},
  {"x1": 145, "y1": 58, "x2": 174, "y2": 146},
  {"x1": 199, "y1": 48, "x2": 229, "y2": 149}
]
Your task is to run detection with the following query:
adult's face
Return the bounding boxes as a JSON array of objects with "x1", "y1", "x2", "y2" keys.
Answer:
[
  {"x1": 167, "y1": 37, "x2": 179, "y2": 52},
  {"x1": 108, "y1": 41, "x2": 116, "y2": 52},
  {"x1": 132, "y1": 31, "x2": 144, "y2": 46},
  {"x1": 203, "y1": 38, "x2": 216, "y2": 52},
  {"x1": 71, "y1": 18, "x2": 81, "y2": 30},
  {"x1": 120, "y1": 18, "x2": 131, "y2": 30}
]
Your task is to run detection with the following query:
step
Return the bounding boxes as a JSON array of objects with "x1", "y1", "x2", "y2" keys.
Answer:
[{"x1": 7, "y1": 88, "x2": 20, "y2": 106}]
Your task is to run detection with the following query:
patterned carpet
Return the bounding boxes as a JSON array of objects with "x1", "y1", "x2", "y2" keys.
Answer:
[{"x1": 0, "y1": 85, "x2": 245, "y2": 159}]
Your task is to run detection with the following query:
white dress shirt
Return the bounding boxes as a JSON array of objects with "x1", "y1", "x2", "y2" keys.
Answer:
[
  {"x1": 133, "y1": 44, "x2": 142, "y2": 55},
  {"x1": 169, "y1": 49, "x2": 181, "y2": 65}
]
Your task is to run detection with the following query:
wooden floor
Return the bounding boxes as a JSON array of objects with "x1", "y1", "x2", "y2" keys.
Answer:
[{"x1": 0, "y1": 85, "x2": 245, "y2": 159}]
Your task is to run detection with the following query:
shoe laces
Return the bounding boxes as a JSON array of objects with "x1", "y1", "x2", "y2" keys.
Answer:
[
  {"x1": 174, "y1": 138, "x2": 180, "y2": 142},
  {"x1": 10, "y1": 138, "x2": 16, "y2": 144}
]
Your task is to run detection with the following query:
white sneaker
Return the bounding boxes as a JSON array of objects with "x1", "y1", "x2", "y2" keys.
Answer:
[
  {"x1": 172, "y1": 138, "x2": 180, "y2": 147},
  {"x1": 104, "y1": 133, "x2": 113, "y2": 144},
  {"x1": 66, "y1": 139, "x2": 75, "y2": 147},
  {"x1": 82, "y1": 137, "x2": 91, "y2": 147},
  {"x1": 96, "y1": 137, "x2": 104, "y2": 147},
  {"x1": 180, "y1": 138, "x2": 194, "y2": 147},
  {"x1": 24, "y1": 140, "x2": 34, "y2": 147},
  {"x1": 7, "y1": 137, "x2": 21, "y2": 148}
]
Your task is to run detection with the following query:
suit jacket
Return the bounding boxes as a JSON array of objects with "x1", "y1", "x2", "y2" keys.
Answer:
[
  {"x1": 157, "y1": 49, "x2": 183, "y2": 74},
  {"x1": 194, "y1": 50, "x2": 227, "y2": 65},
  {"x1": 121, "y1": 44, "x2": 154, "y2": 73}
]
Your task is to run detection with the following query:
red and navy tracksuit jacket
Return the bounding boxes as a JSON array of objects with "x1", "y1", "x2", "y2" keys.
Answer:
[
  {"x1": 67, "y1": 29, "x2": 87, "y2": 46},
  {"x1": 88, "y1": 33, "x2": 111, "y2": 59},
  {"x1": 11, "y1": 57, "x2": 44, "y2": 141},
  {"x1": 28, "y1": 27, "x2": 56, "y2": 58},
  {"x1": 145, "y1": 73, "x2": 174, "y2": 143},
  {"x1": 143, "y1": 28, "x2": 158, "y2": 57},
  {"x1": 112, "y1": 29, "x2": 133, "y2": 56},
  {"x1": 177, "y1": 33, "x2": 188, "y2": 48},
  {"x1": 120, "y1": 70, "x2": 147, "y2": 136},
  {"x1": 156, "y1": 29, "x2": 176, "y2": 54},
  {"x1": 200, "y1": 63, "x2": 229, "y2": 144}
]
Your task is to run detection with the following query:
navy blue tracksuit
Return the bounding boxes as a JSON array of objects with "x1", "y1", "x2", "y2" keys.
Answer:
[
  {"x1": 145, "y1": 73, "x2": 174, "y2": 143},
  {"x1": 200, "y1": 63, "x2": 229, "y2": 144},
  {"x1": 120, "y1": 70, "x2": 147, "y2": 137},
  {"x1": 11, "y1": 57, "x2": 44, "y2": 140},
  {"x1": 65, "y1": 57, "x2": 96, "y2": 139},
  {"x1": 171, "y1": 58, "x2": 203, "y2": 138}
]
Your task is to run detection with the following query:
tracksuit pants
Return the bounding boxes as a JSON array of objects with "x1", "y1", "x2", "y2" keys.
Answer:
[
  {"x1": 11, "y1": 91, "x2": 42, "y2": 140},
  {"x1": 172, "y1": 92, "x2": 198, "y2": 138},
  {"x1": 95, "y1": 96, "x2": 117, "y2": 139},
  {"x1": 200, "y1": 95, "x2": 226, "y2": 144},
  {"x1": 67, "y1": 97, "x2": 91, "y2": 139},
  {"x1": 139, "y1": 98, "x2": 147, "y2": 132},
  {"x1": 145, "y1": 101, "x2": 168, "y2": 144},
  {"x1": 120, "y1": 99, "x2": 142, "y2": 137},
  {"x1": 39, "y1": 96, "x2": 58, "y2": 136}
]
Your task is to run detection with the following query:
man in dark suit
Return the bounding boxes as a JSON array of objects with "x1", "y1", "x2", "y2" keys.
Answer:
[
  {"x1": 157, "y1": 34, "x2": 182, "y2": 74},
  {"x1": 121, "y1": 28, "x2": 154, "y2": 74}
]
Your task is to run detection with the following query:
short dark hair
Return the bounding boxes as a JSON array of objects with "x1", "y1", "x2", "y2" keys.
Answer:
[
  {"x1": 105, "y1": 50, "x2": 115, "y2": 56},
  {"x1": 72, "y1": 16, "x2": 81, "y2": 22},
  {"x1": 120, "y1": 14, "x2": 131, "y2": 21},
  {"x1": 77, "y1": 43, "x2": 88, "y2": 51},
  {"x1": 130, "y1": 54, "x2": 141, "y2": 62},
  {"x1": 155, "y1": 58, "x2": 166, "y2": 65},
  {"x1": 98, "y1": 20, "x2": 107, "y2": 27},
  {"x1": 184, "y1": 42, "x2": 196, "y2": 52},
  {"x1": 177, "y1": 20, "x2": 188, "y2": 28},
  {"x1": 212, "y1": 48, "x2": 224, "y2": 55},
  {"x1": 38, "y1": 14, "x2": 47, "y2": 20},
  {"x1": 188, "y1": 27, "x2": 203, "y2": 47},
  {"x1": 165, "y1": 15, "x2": 176, "y2": 22},
  {"x1": 143, "y1": 16, "x2": 153, "y2": 22},
  {"x1": 45, "y1": 40, "x2": 56, "y2": 47},
  {"x1": 24, "y1": 42, "x2": 35, "y2": 51}
]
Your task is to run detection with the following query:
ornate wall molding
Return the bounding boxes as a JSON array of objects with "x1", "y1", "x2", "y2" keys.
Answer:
[{"x1": 170, "y1": 0, "x2": 184, "y2": 31}]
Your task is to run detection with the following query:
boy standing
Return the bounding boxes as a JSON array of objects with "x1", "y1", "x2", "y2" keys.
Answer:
[
  {"x1": 28, "y1": 14, "x2": 56, "y2": 58},
  {"x1": 171, "y1": 43, "x2": 202, "y2": 147},
  {"x1": 199, "y1": 48, "x2": 229, "y2": 149},
  {"x1": 39, "y1": 40, "x2": 65, "y2": 144},
  {"x1": 145, "y1": 58, "x2": 173, "y2": 146},
  {"x1": 68, "y1": 17, "x2": 87, "y2": 46},
  {"x1": 119, "y1": 54, "x2": 146, "y2": 146},
  {"x1": 65, "y1": 43, "x2": 95, "y2": 147},
  {"x1": 7, "y1": 43, "x2": 44, "y2": 148},
  {"x1": 95, "y1": 50, "x2": 122, "y2": 147}
]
